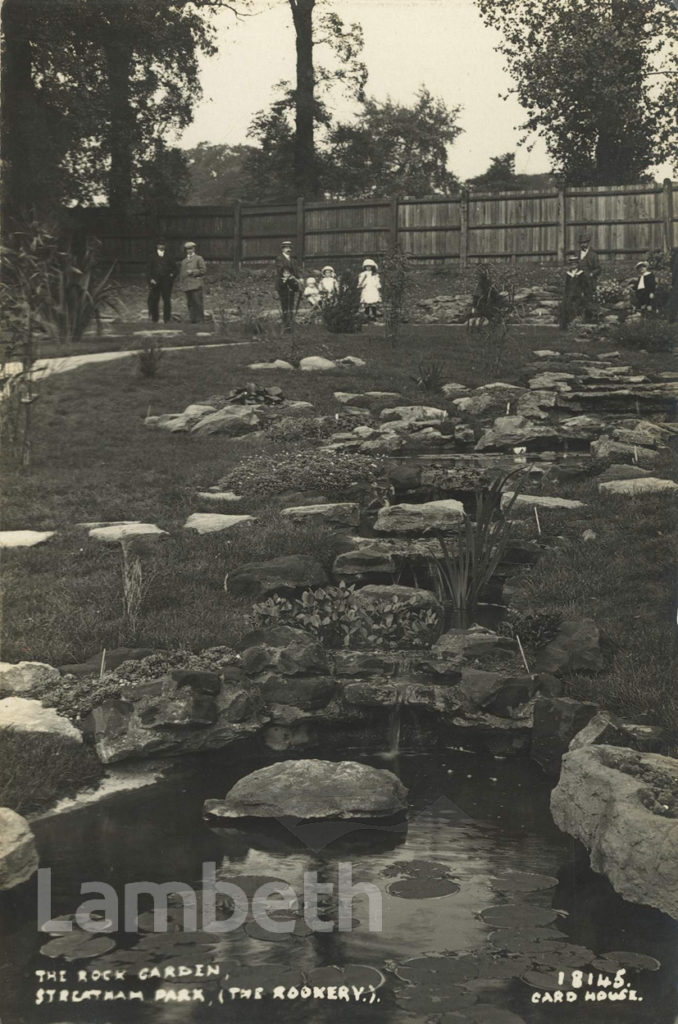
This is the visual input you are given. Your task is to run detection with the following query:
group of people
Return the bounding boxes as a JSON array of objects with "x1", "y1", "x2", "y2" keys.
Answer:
[
  {"x1": 275, "y1": 239, "x2": 382, "y2": 329},
  {"x1": 146, "y1": 240, "x2": 205, "y2": 324}
]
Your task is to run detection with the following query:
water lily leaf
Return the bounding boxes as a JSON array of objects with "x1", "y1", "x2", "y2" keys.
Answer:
[
  {"x1": 592, "y1": 952, "x2": 661, "y2": 972},
  {"x1": 395, "y1": 954, "x2": 479, "y2": 986},
  {"x1": 532, "y1": 944, "x2": 595, "y2": 970},
  {"x1": 491, "y1": 872, "x2": 558, "y2": 893},
  {"x1": 395, "y1": 986, "x2": 478, "y2": 1013},
  {"x1": 40, "y1": 913, "x2": 115, "y2": 935},
  {"x1": 521, "y1": 969, "x2": 563, "y2": 991},
  {"x1": 481, "y1": 905, "x2": 557, "y2": 928},
  {"x1": 387, "y1": 877, "x2": 461, "y2": 899},
  {"x1": 488, "y1": 930, "x2": 565, "y2": 955},
  {"x1": 307, "y1": 965, "x2": 385, "y2": 990},
  {"x1": 473, "y1": 954, "x2": 533, "y2": 980},
  {"x1": 40, "y1": 933, "x2": 116, "y2": 961},
  {"x1": 382, "y1": 859, "x2": 455, "y2": 880},
  {"x1": 221, "y1": 966, "x2": 304, "y2": 990},
  {"x1": 307, "y1": 966, "x2": 344, "y2": 987}
]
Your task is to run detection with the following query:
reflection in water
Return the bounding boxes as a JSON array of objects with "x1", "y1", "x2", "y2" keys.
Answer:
[{"x1": 1, "y1": 746, "x2": 676, "y2": 1024}]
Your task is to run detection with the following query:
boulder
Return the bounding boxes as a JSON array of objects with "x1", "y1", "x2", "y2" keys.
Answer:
[
  {"x1": 342, "y1": 681, "x2": 400, "y2": 707},
  {"x1": 501, "y1": 493, "x2": 586, "y2": 511},
  {"x1": 597, "y1": 464, "x2": 652, "y2": 483},
  {"x1": 599, "y1": 477, "x2": 678, "y2": 497},
  {"x1": 184, "y1": 513, "x2": 254, "y2": 534},
  {"x1": 203, "y1": 759, "x2": 408, "y2": 822},
  {"x1": 0, "y1": 697, "x2": 82, "y2": 743},
  {"x1": 432, "y1": 627, "x2": 515, "y2": 663},
  {"x1": 535, "y1": 617, "x2": 603, "y2": 675},
  {"x1": 299, "y1": 356, "x2": 337, "y2": 371},
  {"x1": 257, "y1": 673, "x2": 336, "y2": 711},
  {"x1": 531, "y1": 697, "x2": 598, "y2": 775},
  {"x1": 248, "y1": 360, "x2": 294, "y2": 370},
  {"x1": 353, "y1": 583, "x2": 442, "y2": 618},
  {"x1": 0, "y1": 809, "x2": 39, "y2": 890},
  {"x1": 237, "y1": 626, "x2": 329, "y2": 677},
  {"x1": 442, "y1": 383, "x2": 469, "y2": 399},
  {"x1": 0, "y1": 530, "x2": 55, "y2": 549},
  {"x1": 475, "y1": 416, "x2": 562, "y2": 452},
  {"x1": 374, "y1": 499, "x2": 464, "y2": 535},
  {"x1": 332, "y1": 548, "x2": 397, "y2": 583},
  {"x1": 0, "y1": 661, "x2": 60, "y2": 697},
  {"x1": 197, "y1": 490, "x2": 243, "y2": 503},
  {"x1": 568, "y1": 710, "x2": 630, "y2": 752},
  {"x1": 332, "y1": 651, "x2": 399, "y2": 677},
  {"x1": 225, "y1": 554, "x2": 328, "y2": 598},
  {"x1": 459, "y1": 669, "x2": 540, "y2": 716},
  {"x1": 590, "y1": 437, "x2": 659, "y2": 468},
  {"x1": 380, "y1": 405, "x2": 447, "y2": 424},
  {"x1": 550, "y1": 746, "x2": 678, "y2": 918},
  {"x1": 191, "y1": 406, "x2": 261, "y2": 437},
  {"x1": 281, "y1": 502, "x2": 360, "y2": 528}
]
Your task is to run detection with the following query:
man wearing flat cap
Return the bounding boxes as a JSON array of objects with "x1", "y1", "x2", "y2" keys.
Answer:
[
  {"x1": 275, "y1": 240, "x2": 302, "y2": 330},
  {"x1": 179, "y1": 241, "x2": 206, "y2": 323},
  {"x1": 147, "y1": 240, "x2": 177, "y2": 324}
]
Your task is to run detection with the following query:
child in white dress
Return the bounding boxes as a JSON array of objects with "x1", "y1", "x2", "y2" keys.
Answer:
[
  {"x1": 303, "y1": 275, "x2": 321, "y2": 308},
  {"x1": 319, "y1": 266, "x2": 338, "y2": 301},
  {"x1": 358, "y1": 258, "x2": 381, "y2": 321}
]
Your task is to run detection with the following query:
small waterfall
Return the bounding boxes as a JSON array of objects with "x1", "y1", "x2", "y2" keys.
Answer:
[{"x1": 383, "y1": 693, "x2": 402, "y2": 760}]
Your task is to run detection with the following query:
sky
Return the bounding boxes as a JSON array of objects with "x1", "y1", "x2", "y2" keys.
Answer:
[{"x1": 177, "y1": 0, "x2": 555, "y2": 180}]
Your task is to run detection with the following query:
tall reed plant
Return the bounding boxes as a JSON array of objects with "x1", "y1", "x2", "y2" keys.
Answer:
[{"x1": 429, "y1": 470, "x2": 523, "y2": 611}]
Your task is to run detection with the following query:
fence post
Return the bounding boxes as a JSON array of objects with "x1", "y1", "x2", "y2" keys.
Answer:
[
  {"x1": 296, "y1": 196, "x2": 305, "y2": 262},
  {"x1": 233, "y1": 199, "x2": 242, "y2": 272},
  {"x1": 557, "y1": 186, "x2": 567, "y2": 263},
  {"x1": 662, "y1": 178, "x2": 674, "y2": 255},
  {"x1": 459, "y1": 189, "x2": 469, "y2": 270},
  {"x1": 389, "y1": 196, "x2": 399, "y2": 250}
]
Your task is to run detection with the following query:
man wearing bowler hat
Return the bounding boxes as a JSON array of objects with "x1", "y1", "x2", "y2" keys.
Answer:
[
  {"x1": 147, "y1": 240, "x2": 177, "y2": 324},
  {"x1": 179, "y1": 241, "x2": 206, "y2": 323},
  {"x1": 275, "y1": 240, "x2": 302, "y2": 331}
]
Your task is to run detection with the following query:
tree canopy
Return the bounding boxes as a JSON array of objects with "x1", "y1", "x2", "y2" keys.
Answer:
[{"x1": 475, "y1": 0, "x2": 678, "y2": 184}]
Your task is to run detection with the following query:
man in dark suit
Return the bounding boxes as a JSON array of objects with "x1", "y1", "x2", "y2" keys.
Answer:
[
  {"x1": 147, "y1": 241, "x2": 176, "y2": 323},
  {"x1": 275, "y1": 240, "x2": 302, "y2": 331},
  {"x1": 577, "y1": 233, "x2": 601, "y2": 320}
]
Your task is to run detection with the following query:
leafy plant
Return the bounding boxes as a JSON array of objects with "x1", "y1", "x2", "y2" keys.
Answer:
[
  {"x1": 221, "y1": 447, "x2": 386, "y2": 502},
  {"x1": 469, "y1": 265, "x2": 517, "y2": 374},
  {"x1": 412, "y1": 359, "x2": 445, "y2": 394},
  {"x1": 429, "y1": 470, "x2": 523, "y2": 611},
  {"x1": 137, "y1": 336, "x2": 163, "y2": 378},
  {"x1": 498, "y1": 610, "x2": 563, "y2": 649},
  {"x1": 321, "y1": 271, "x2": 362, "y2": 333},
  {"x1": 611, "y1": 317, "x2": 677, "y2": 353},
  {"x1": 252, "y1": 582, "x2": 441, "y2": 650},
  {"x1": 381, "y1": 245, "x2": 409, "y2": 345}
]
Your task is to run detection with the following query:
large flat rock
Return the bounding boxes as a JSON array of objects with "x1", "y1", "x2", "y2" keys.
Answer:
[
  {"x1": 0, "y1": 697, "x2": 82, "y2": 743},
  {"x1": 374, "y1": 499, "x2": 464, "y2": 535},
  {"x1": 599, "y1": 477, "x2": 678, "y2": 497},
  {"x1": 0, "y1": 808, "x2": 39, "y2": 890},
  {"x1": 203, "y1": 759, "x2": 408, "y2": 821},
  {"x1": 183, "y1": 513, "x2": 254, "y2": 534},
  {"x1": 551, "y1": 746, "x2": 678, "y2": 918},
  {"x1": 0, "y1": 530, "x2": 55, "y2": 548}
]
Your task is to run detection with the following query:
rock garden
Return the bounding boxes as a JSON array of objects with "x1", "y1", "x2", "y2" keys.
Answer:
[{"x1": 1, "y1": 286, "x2": 677, "y2": 1022}]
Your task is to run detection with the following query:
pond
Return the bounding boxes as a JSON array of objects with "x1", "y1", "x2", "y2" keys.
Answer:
[{"x1": 1, "y1": 740, "x2": 676, "y2": 1024}]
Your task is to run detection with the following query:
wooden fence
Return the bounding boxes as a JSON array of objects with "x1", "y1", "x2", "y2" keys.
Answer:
[{"x1": 74, "y1": 180, "x2": 677, "y2": 273}]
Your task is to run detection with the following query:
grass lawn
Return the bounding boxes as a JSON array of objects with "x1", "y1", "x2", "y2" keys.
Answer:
[{"x1": 2, "y1": 322, "x2": 676, "y2": 742}]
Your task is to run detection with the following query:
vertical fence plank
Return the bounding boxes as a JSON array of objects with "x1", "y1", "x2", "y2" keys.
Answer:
[
  {"x1": 390, "y1": 196, "x2": 399, "y2": 249},
  {"x1": 232, "y1": 200, "x2": 242, "y2": 271},
  {"x1": 296, "y1": 196, "x2": 305, "y2": 261},
  {"x1": 557, "y1": 186, "x2": 566, "y2": 262},
  {"x1": 460, "y1": 189, "x2": 469, "y2": 269},
  {"x1": 663, "y1": 179, "x2": 674, "y2": 254}
]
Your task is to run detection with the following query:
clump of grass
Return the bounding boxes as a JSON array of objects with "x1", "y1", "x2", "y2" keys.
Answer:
[
  {"x1": 222, "y1": 514, "x2": 349, "y2": 575},
  {"x1": 610, "y1": 318, "x2": 676, "y2": 353},
  {"x1": 221, "y1": 447, "x2": 385, "y2": 503},
  {"x1": 137, "y1": 337, "x2": 163, "y2": 377},
  {"x1": 0, "y1": 729, "x2": 105, "y2": 815}
]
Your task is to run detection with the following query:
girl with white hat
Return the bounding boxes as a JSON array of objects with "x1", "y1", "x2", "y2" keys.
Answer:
[
  {"x1": 319, "y1": 266, "x2": 338, "y2": 300},
  {"x1": 358, "y1": 258, "x2": 381, "y2": 321}
]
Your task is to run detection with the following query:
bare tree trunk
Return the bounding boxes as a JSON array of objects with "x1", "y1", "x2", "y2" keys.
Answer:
[
  {"x1": 290, "y1": 0, "x2": 318, "y2": 198},
  {"x1": 1, "y1": 0, "x2": 35, "y2": 214},
  {"x1": 104, "y1": 38, "x2": 134, "y2": 214}
]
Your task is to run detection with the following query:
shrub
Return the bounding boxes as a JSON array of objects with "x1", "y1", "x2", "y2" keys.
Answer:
[
  {"x1": 321, "y1": 272, "x2": 362, "y2": 333},
  {"x1": 498, "y1": 610, "x2": 563, "y2": 650},
  {"x1": 221, "y1": 447, "x2": 386, "y2": 503},
  {"x1": 412, "y1": 359, "x2": 445, "y2": 394},
  {"x1": 381, "y1": 245, "x2": 409, "y2": 344},
  {"x1": 610, "y1": 318, "x2": 676, "y2": 353},
  {"x1": 252, "y1": 582, "x2": 441, "y2": 650},
  {"x1": 137, "y1": 336, "x2": 163, "y2": 377},
  {"x1": 0, "y1": 728, "x2": 104, "y2": 815}
]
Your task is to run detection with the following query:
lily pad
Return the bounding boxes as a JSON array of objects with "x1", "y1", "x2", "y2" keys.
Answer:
[
  {"x1": 473, "y1": 954, "x2": 533, "y2": 980},
  {"x1": 521, "y1": 969, "x2": 563, "y2": 991},
  {"x1": 395, "y1": 986, "x2": 478, "y2": 1014},
  {"x1": 387, "y1": 877, "x2": 461, "y2": 899},
  {"x1": 491, "y1": 872, "x2": 558, "y2": 893},
  {"x1": 307, "y1": 965, "x2": 385, "y2": 990},
  {"x1": 532, "y1": 944, "x2": 595, "y2": 970},
  {"x1": 221, "y1": 966, "x2": 305, "y2": 990},
  {"x1": 40, "y1": 933, "x2": 116, "y2": 961},
  {"x1": 395, "y1": 955, "x2": 479, "y2": 986},
  {"x1": 40, "y1": 913, "x2": 115, "y2": 935},
  {"x1": 592, "y1": 951, "x2": 661, "y2": 972},
  {"x1": 382, "y1": 859, "x2": 455, "y2": 880},
  {"x1": 481, "y1": 905, "x2": 557, "y2": 928},
  {"x1": 488, "y1": 930, "x2": 566, "y2": 956}
]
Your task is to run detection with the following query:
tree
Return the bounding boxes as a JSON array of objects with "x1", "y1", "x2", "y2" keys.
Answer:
[
  {"x1": 248, "y1": 2, "x2": 367, "y2": 199},
  {"x1": 1, "y1": 0, "x2": 219, "y2": 215},
  {"x1": 475, "y1": 0, "x2": 678, "y2": 184},
  {"x1": 466, "y1": 153, "x2": 555, "y2": 191},
  {"x1": 183, "y1": 142, "x2": 258, "y2": 204},
  {"x1": 325, "y1": 89, "x2": 463, "y2": 198}
]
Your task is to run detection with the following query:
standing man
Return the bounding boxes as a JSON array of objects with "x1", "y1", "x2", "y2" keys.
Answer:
[
  {"x1": 578, "y1": 232, "x2": 601, "y2": 319},
  {"x1": 275, "y1": 240, "x2": 302, "y2": 331},
  {"x1": 147, "y1": 240, "x2": 176, "y2": 324},
  {"x1": 179, "y1": 241, "x2": 206, "y2": 323}
]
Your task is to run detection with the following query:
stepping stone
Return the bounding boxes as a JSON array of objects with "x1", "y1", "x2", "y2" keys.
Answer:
[
  {"x1": 0, "y1": 697, "x2": 82, "y2": 743},
  {"x1": 88, "y1": 524, "x2": 167, "y2": 542},
  {"x1": 599, "y1": 477, "x2": 678, "y2": 497},
  {"x1": 281, "y1": 503, "x2": 360, "y2": 528},
  {"x1": 299, "y1": 356, "x2": 337, "y2": 371},
  {"x1": 196, "y1": 491, "x2": 243, "y2": 503},
  {"x1": 133, "y1": 329, "x2": 183, "y2": 338},
  {"x1": 336, "y1": 355, "x2": 366, "y2": 367},
  {"x1": 183, "y1": 513, "x2": 254, "y2": 534},
  {"x1": 0, "y1": 530, "x2": 55, "y2": 548},
  {"x1": 501, "y1": 493, "x2": 586, "y2": 510},
  {"x1": 334, "y1": 392, "x2": 360, "y2": 404},
  {"x1": 374, "y1": 499, "x2": 465, "y2": 535},
  {"x1": 248, "y1": 360, "x2": 294, "y2": 371}
]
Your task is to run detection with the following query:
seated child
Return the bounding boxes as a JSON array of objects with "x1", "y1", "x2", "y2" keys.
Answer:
[{"x1": 303, "y1": 275, "x2": 321, "y2": 308}]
